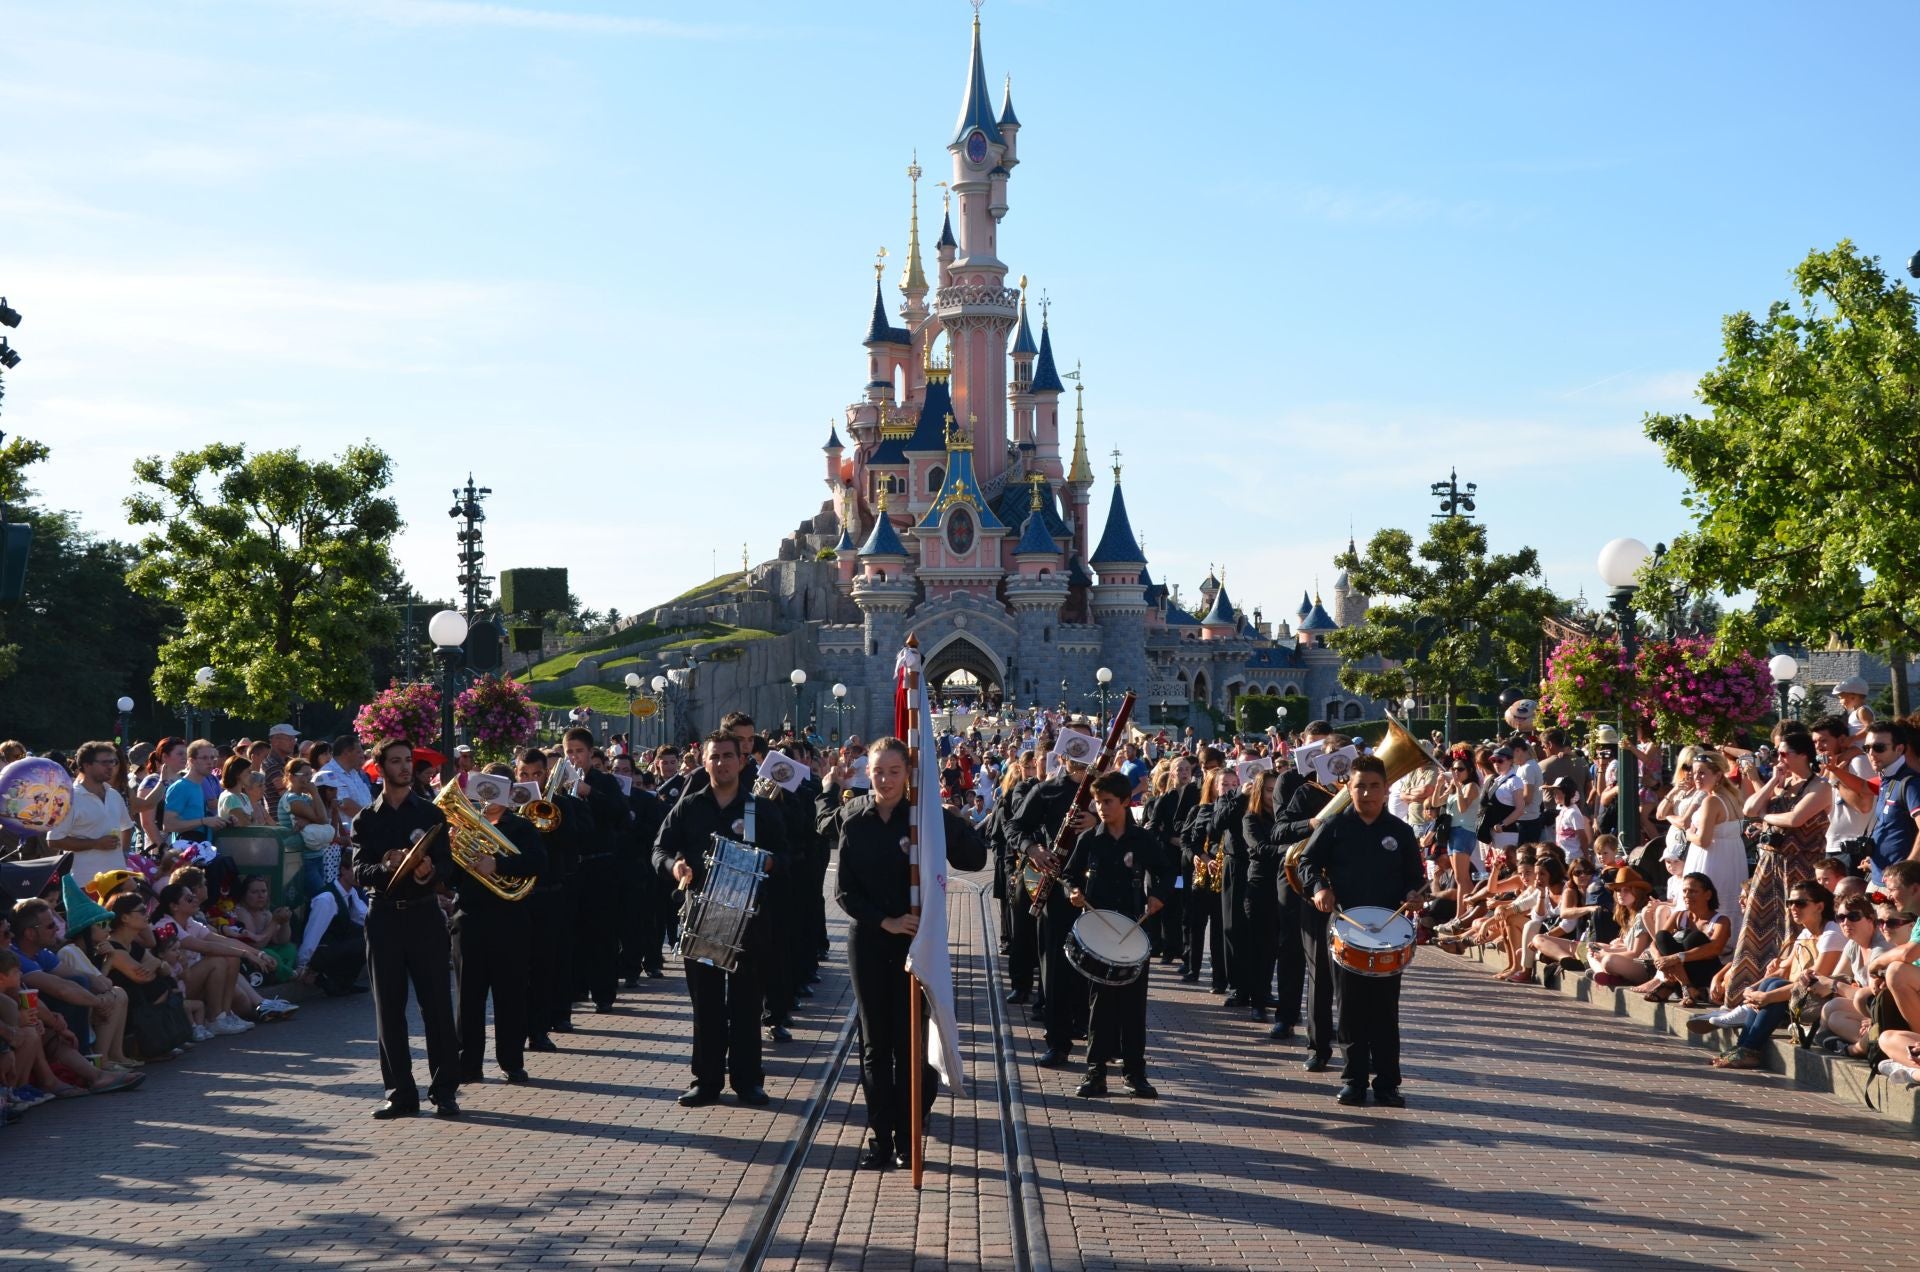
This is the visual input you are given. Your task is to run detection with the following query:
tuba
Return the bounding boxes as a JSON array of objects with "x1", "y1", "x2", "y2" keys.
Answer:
[
  {"x1": 1284, "y1": 715, "x2": 1438, "y2": 893},
  {"x1": 435, "y1": 779, "x2": 536, "y2": 902}
]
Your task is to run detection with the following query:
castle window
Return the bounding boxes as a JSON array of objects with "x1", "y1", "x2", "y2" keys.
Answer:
[
  {"x1": 1043, "y1": 626, "x2": 1052, "y2": 642},
  {"x1": 928, "y1": 466, "x2": 945, "y2": 494}
]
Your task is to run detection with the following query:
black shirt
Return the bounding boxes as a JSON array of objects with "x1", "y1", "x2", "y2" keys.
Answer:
[
  {"x1": 1062, "y1": 820, "x2": 1169, "y2": 919},
  {"x1": 534, "y1": 792, "x2": 594, "y2": 887},
  {"x1": 1299, "y1": 808, "x2": 1424, "y2": 912},
  {"x1": 1010, "y1": 771, "x2": 1081, "y2": 865},
  {"x1": 825, "y1": 793, "x2": 986, "y2": 931},
  {"x1": 450, "y1": 808, "x2": 549, "y2": 914},
  {"x1": 652, "y1": 782, "x2": 789, "y2": 890},
  {"x1": 573, "y1": 768, "x2": 633, "y2": 857},
  {"x1": 351, "y1": 789, "x2": 451, "y2": 903}
]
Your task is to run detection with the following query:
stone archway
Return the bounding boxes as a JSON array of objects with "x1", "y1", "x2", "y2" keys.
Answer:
[{"x1": 923, "y1": 633, "x2": 1005, "y2": 710}]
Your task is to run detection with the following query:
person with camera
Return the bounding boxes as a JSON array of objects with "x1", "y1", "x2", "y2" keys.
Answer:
[
  {"x1": 1725, "y1": 728, "x2": 1830, "y2": 1001},
  {"x1": 1811, "y1": 714, "x2": 1877, "y2": 868}
]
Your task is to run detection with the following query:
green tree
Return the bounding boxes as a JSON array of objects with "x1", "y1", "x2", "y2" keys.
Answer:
[
  {"x1": 1325, "y1": 518, "x2": 1559, "y2": 739},
  {"x1": 0, "y1": 431, "x2": 52, "y2": 679},
  {"x1": 1642, "y1": 241, "x2": 1920, "y2": 713},
  {"x1": 125, "y1": 442, "x2": 401, "y2": 720}
]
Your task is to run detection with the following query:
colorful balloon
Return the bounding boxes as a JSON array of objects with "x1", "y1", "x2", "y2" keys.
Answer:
[{"x1": 0, "y1": 756, "x2": 73, "y2": 835}]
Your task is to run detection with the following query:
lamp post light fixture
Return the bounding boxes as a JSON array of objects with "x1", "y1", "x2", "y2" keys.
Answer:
[
  {"x1": 1401, "y1": 695, "x2": 1417, "y2": 720},
  {"x1": 622, "y1": 671, "x2": 646, "y2": 755},
  {"x1": 1597, "y1": 537, "x2": 1651, "y2": 848},
  {"x1": 427, "y1": 608, "x2": 469, "y2": 760},
  {"x1": 789, "y1": 668, "x2": 807, "y2": 739},
  {"x1": 830, "y1": 681, "x2": 849, "y2": 742},
  {"x1": 1768, "y1": 653, "x2": 1800, "y2": 722},
  {"x1": 116, "y1": 696, "x2": 134, "y2": 745},
  {"x1": 1095, "y1": 665, "x2": 1114, "y2": 734}
]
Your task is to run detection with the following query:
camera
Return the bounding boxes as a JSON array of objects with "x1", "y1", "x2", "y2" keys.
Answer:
[{"x1": 1757, "y1": 827, "x2": 1789, "y2": 850}]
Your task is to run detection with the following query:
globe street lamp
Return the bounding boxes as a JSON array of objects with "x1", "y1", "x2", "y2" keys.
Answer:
[
  {"x1": 1597, "y1": 537, "x2": 1651, "y2": 848},
  {"x1": 1095, "y1": 666, "x2": 1114, "y2": 734},
  {"x1": 831, "y1": 681, "x2": 849, "y2": 742},
  {"x1": 186, "y1": 665, "x2": 215, "y2": 739},
  {"x1": 116, "y1": 696, "x2": 134, "y2": 745},
  {"x1": 1401, "y1": 695, "x2": 1417, "y2": 720},
  {"x1": 427, "y1": 609, "x2": 469, "y2": 761},
  {"x1": 622, "y1": 671, "x2": 646, "y2": 756},
  {"x1": 1768, "y1": 653, "x2": 1800, "y2": 723},
  {"x1": 789, "y1": 668, "x2": 807, "y2": 738}
]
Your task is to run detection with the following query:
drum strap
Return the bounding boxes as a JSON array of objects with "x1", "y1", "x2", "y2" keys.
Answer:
[{"x1": 743, "y1": 795, "x2": 756, "y2": 846}]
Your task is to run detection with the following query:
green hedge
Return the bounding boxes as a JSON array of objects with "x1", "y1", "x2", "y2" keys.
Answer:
[{"x1": 1337, "y1": 717, "x2": 1503, "y2": 748}]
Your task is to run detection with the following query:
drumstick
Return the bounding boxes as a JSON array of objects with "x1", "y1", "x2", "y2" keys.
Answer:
[{"x1": 1093, "y1": 907, "x2": 1152, "y2": 941}]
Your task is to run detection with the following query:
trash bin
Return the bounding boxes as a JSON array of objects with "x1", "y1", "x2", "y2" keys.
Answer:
[{"x1": 215, "y1": 827, "x2": 303, "y2": 907}]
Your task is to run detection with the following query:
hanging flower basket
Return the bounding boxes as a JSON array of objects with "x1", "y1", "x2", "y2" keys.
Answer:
[
  {"x1": 454, "y1": 675, "x2": 540, "y2": 762},
  {"x1": 354, "y1": 679, "x2": 442, "y2": 751},
  {"x1": 1540, "y1": 634, "x2": 1636, "y2": 726},
  {"x1": 1636, "y1": 637, "x2": 1771, "y2": 744}
]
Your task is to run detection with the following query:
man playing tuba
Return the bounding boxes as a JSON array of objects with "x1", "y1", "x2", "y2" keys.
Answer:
[{"x1": 448, "y1": 764, "x2": 547, "y2": 1087}]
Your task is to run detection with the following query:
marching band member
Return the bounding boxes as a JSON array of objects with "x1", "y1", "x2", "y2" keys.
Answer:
[
  {"x1": 1241, "y1": 767, "x2": 1292, "y2": 1034},
  {"x1": 1149, "y1": 754, "x2": 1199, "y2": 968},
  {"x1": 1273, "y1": 734, "x2": 1339, "y2": 1067},
  {"x1": 821, "y1": 737, "x2": 986, "y2": 1169},
  {"x1": 1212, "y1": 765, "x2": 1253, "y2": 1012},
  {"x1": 1063, "y1": 770, "x2": 1168, "y2": 1098},
  {"x1": 610, "y1": 750, "x2": 668, "y2": 985},
  {"x1": 1011, "y1": 751, "x2": 1096, "y2": 1067},
  {"x1": 352, "y1": 739, "x2": 459, "y2": 1120},
  {"x1": 995, "y1": 753, "x2": 1042, "y2": 1007},
  {"x1": 516, "y1": 746, "x2": 592, "y2": 1047},
  {"x1": 653, "y1": 729, "x2": 789, "y2": 1107},
  {"x1": 563, "y1": 728, "x2": 633, "y2": 1014},
  {"x1": 1301, "y1": 755, "x2": 1425, "y2": 1107},
  {"x1": 1178, "y1": 750, "x2": 1230, "y2": 991},
  {"x1": 452, "y1": 764, "x2": 546, "y2": 1086}
]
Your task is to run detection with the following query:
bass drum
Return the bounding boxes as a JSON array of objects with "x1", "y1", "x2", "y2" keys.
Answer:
[{"x1": 1066, "y1": 909, "x2": 1153, "y2": 986}]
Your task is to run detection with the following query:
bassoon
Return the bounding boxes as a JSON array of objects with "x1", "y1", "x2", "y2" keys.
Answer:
[{"x1": 1028, "y1": 689, "x2": 1136, "y2": 916}]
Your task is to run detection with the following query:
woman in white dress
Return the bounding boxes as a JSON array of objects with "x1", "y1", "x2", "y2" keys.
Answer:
[{"x1": 1680, "y1": 752, "x2": 1747, "y2": 942}]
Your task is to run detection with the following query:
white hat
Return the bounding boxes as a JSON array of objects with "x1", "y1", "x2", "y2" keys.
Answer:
[
  {"x1": 1835, "y1": 676, "x2": 1869, "y2": 697},
  {"x1": 268, "y1": 723, "x2": 300, "y2": 738},
  {"x1": 454, "y1": 744, "x2": 473, "y2": 756},
  {"x1": 1661, "y1": 843, "x2": 1686, "y2": 862}
]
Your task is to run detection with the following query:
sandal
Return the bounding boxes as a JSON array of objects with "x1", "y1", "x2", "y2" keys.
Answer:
[
  {"x1": 1497, "y1": 970, "x2": 1533, "y2": 984},
  {"x1": 92, "y1": 1071, "x2": 146, "y2": 1094},
  {"x1": 1713, "y1": 1050, "x2": 1763, "y2": 1071},
  {"x1": 49, "y1": 1084, "x2": 90, "y2": 1100}
]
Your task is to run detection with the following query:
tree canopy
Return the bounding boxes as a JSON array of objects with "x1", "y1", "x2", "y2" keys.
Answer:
[
  {"x1": 1325, "y1": 517, "x2": 1559, "y2": 716},
  {"x1": 1642, "y1": 241, "x2": 1920, "y2": 706},
  {"x1": 125, "y1": 442, "x2": 401, "y2": 721}
]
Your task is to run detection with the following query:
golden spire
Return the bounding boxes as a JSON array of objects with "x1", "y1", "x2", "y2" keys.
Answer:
[
  {"x1": 944, "y1": 411, "x2": 973, "y2": 452},
  {"x1": 1028, "y1": 470, "x2": 1046, "y2": 510},
  {"x1": 1067, "y1": 371, "x2": 1094, "y2": 484},
  {"x1": 1109, "y1": 446, "x2": 1123, "y2": 485},
  {"x1": 902, "y1": 152, "x2": 928, "y2": 295},
  {"x1": 877, "y1": 484, "x2": 890, "y2": 513}
]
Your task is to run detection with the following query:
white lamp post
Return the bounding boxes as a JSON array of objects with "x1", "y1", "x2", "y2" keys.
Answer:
[
  {"x1": 1095, "y1": 665, "x2": 1114, "y2": 732},
  {"x1": 790, "y1": 668, "x2": 807, "y2": 733},
  {"x1": 428, "y1": 609, "x2": 468, "y2": 757},
  {"x1": 1596, "y1": 537, "x2": 1651, "y2": 844},
  {"x1": 1768, "y1": 653, "x2": 1800, "y2": 720}
]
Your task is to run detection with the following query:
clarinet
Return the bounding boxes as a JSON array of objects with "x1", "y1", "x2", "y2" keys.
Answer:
[{"x1": 1028, "y1": 690, "x2": 1137, "y2": 916}]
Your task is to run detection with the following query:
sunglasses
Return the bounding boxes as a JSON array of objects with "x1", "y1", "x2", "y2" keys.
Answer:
[
  {"x1": 1866, "y1": 743, "x2": 1895, "y2": 753},
  {"x1": 1789, "y1": 898, "x2": 1818, "y2": 909}
]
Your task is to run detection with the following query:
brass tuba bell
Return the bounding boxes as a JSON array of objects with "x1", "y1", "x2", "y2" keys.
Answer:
[{"x1": 435, "y1": 779, "x2": 536, "y2": 902}]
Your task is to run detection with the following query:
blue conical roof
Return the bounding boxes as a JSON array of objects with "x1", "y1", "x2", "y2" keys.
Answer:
[
  {"x1": 1030, "y1": 320, "x2": 1064, "y2": 394},
  {"x1": 1068, "y1": 555, "x2": 1092, "y2": 588},
  {"x1": 1300, "y1": 600, "x2": 1338, "y2": 632},
  {"x1": 1014, "y1": 509, "x2": 1057, "y2": 556},
  {"x1": 999, "y1": 79, "x2": 1020, "y2": 128},
  {"x1": 871, "y1": 378, "x2": 953, "y2": 465},
  {"x1": 938, "y1": 210, "x2": 956, "y2": 250},
  {"x1": 992, "y1": 475, "x2": 1070, "y2": 539},
  {"x1": 864, "y1": 279, "x2": 909, "y2": 346},
  {"x1": 823, "y1": 425, "x2": 843, "y2": 452},
  {"x1": 1203, "y1": 585, "x2": 1236, "y2": 627},
  {"x1": 1296, "y1": 590, "x2": 1313, "y2": 620},
  {"x1": 1089, "y1": 483, "x2": 1144, "y2": 567},
  {"x1": 834, "y1": 519, "x2": 857, "y2": 552},
  {"x1": 859, "y1": 510, "x2": 909, "y2": 559},
  {"x1": 1011, "y1": 302, "x2": 1038, "y2": 356},
  {"x1": 950, "y1": 18, "x2": 1006, "y2": 150},
  {"x1": 1165, "y1": 599, "x2": 1201, "y2": 627}
]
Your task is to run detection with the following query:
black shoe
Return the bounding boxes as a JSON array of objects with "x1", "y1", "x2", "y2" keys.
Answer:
[
  {"x1": 432, "y1": 1098, "x2": 462, "y2": 1119},
  {"x1": 1374, "y1": 1087, "x2": 1406, "y2": 1108},
  {"x1": 595, "y1": 1003, "x2": 616, "y2": 1014},
  {"x1": 1251, "y1": 1007, "x2": 1270, "y2": 1023},
  {"x1": 646, "y1": 966, "x2": 665, "y2": 980},
  {"x1": 551, "y1": 1020, "x2": 574, "y2": 1034},
  {"x1": 1268, "y1": 1023, "x2": 1296, "y2": 1042},
  {"x1": 734, "y1": 1084, "x2": 771, "y2": 1106},
  {"x1": 503, "y1": 1069, "x2": 530, "y2": 1085},
  {"x1": 528, "y1": 1035, "x2": 558, "y2": 1053},
  {"x1": 765, "y1": 1024, "x2": 792, "y2": 1044},
  {"x1": 459, "y1": 1070, "x2": 485, "y2": 1085},
  {"x1": 1038, "y1": 1048, "x2": 1071, "y2": 1068},
  {"x1": 1223, "y1": 994, "x2": 1248, "y2": 1009},
  {"x1": 1120, "y1": 1073, "x2": 1159, "y2": 1099},
  {"x1": 1075, "y1": 1067, "x2": 1109, "y2": 1098},
  {"x1": 857, "y1": 1141, "x2": 896, "y2": 1170},
  {"x1": 623, "y1": 976, "x2": 641, "y2": 990},
  {"x1": 677, "y1": 1084, "x2": 721, "y2": 1107},
  {"x1": 891, "y1": 1150, "x2": 911, "y2": 1170},
  {"x1": 1210, "y1": 984, "x2": 1227, "y2": 995},
  {"x1": 1004, "y1": 988, "x2": 1030, "y2": 1005},
  {"x1": 372, "y1": 1099, "x2": 419, "y2": 1120},
  {"x1": 1304, "y1": 1053, "x2": 1331, "y2": 1073},
  {"x1": 1336, "y1": 1084, "x2": 1367, "y2": 1106},
  {"x1": 1179, "y1": 972, "x2": 1199, "y2": 984}
]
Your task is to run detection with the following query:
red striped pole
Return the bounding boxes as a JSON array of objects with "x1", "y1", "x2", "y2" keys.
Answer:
[{"x1": 903, "y1": 634, "x2": 925, "y2": 1189}]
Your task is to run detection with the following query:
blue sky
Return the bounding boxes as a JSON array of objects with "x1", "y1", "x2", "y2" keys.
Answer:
[{"x1": 4, "y1": 0, "x2": 1916, "y2": 623}]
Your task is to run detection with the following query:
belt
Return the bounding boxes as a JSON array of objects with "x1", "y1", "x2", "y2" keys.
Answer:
[
  {"x1": 374, "y1": 895, "x2": 435, "y2": 911},
  {"x1": 578, "y1": 852, "x2": 615, "y2": 863}
]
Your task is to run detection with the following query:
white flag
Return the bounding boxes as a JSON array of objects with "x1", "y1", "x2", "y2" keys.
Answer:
[{"x1": 908, "y1": 679, "x2": 968, "y2": 1097}]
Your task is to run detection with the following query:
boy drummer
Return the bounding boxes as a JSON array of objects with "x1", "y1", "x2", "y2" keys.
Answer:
[{"x1": 1063, "y1": 771, "x2": 1170, "y2": 1098}]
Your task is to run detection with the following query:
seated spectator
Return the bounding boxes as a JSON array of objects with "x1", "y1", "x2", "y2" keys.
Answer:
[
  {"x1": 293, "y1": 862, "x2": 368, "y2": 995},
  {"x1": 101, "y1": 894, "x2": 195, "y2": 1062},
  {"x1": 1812, "y1": 895, "x2": 1888, "y2": 1056},
  {"x1": 9, "y1": 898, "x2": 115, "y2": 1053},
  {"x1": 0, "y1": 946, "x2": 143, "y2": 1103},
  {"x1": 54, "y1": 878, "x2": 136, "y2": 1071},
  {"x1": 1696, "y1": 880, "x2": 1845, "y2": 1069},
  {"x1": 226, "y1": 875, "x2": 296, "y2": 983},
  {"x1": 1585, "y1": 866, "x2": 1656, "y2": 986},
  {"x1": 1645, "y1": 872, "x2": 1732, "y2": 1007},
  {"x1": 1531, "y1": 856, "x2": 1604, "y2": 969},
  {"x1": 152, "y1": 881, "x2": 277, "y2": 1036},
  {"x1": 1496, "y1": 852, "x2": 1566, "y2": 984},
  {"x1": 1863, "y1": 861, "x2": 1920, "y2": 1058},
  {"x1": 48, "y1": 741, "x2": 134, "y2": 883}
]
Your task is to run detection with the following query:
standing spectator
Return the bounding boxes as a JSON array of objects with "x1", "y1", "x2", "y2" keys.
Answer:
[
  {"x1": 1508, "y1": 736, "x2": 1546, "y2": 844},
  {"x1": 1726, "y1": 729, "x2": 1830, "y2": 1000},
  {"x1": 48, "y1": 741, "x2": 134, "y2": 883},
  {"x1": 1812, "y1": 714, "x2": 1877, "y2": 862},
  {"x1": 217, "y1": 758, "x2": 270, "y2": 828},
  {"x1": 162, "y1": 740, "x2": 227, "y2": 849},
  {"x1": 260, "y1": 724, "x2": 300, "y2": 807},
  {"x1": 133, "y1": 738, "x2": 187, "y2": 855},
  {"x1": 277, "y1": 760, "x2": 335, "y2": 899},
  {"x1": 1863, "y1": 721, "x2": 1920, "y2": 884},
  {"x1": 1678, "y1": 752, "x2": 1747, "y2": 941}
]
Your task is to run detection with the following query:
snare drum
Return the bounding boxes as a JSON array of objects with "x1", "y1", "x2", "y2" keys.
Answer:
[
  {"x1": 677, "y1": 835, "x2": 772, "y2": 974},
  {"x1": 1329, "y1": 906, "x2": 1417, "y2": 978},
  {"x1": 1066, "y1": 909, "x2": 1153, "y2": 986}
]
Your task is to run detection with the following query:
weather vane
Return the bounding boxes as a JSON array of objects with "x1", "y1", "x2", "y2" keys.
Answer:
[
  {"x1": 1109, "y1": 446, "x2": 1123, "y2": 482},
  {"x1": 873, "y1": 246, "x2": 888, "y2": 281}
]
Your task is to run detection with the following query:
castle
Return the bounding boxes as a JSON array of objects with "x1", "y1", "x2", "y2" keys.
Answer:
[{"x1": 738, "y1": 15, "x2": 1388, "y2": 737}]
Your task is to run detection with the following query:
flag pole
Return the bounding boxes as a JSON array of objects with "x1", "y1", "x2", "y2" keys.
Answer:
[{"x1": 902, "y1": 634, "x2": 926, "y2": 1189}]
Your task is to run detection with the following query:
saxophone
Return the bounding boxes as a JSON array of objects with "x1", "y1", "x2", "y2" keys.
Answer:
[{"x1": 1193, "y1": 833, "x2": 1224, "y2": 893}]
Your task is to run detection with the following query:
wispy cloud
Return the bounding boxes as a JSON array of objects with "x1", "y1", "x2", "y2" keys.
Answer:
[
  {"x1": 119, "y1": 111, "x2": 528, "y2": 182},
  {"x1": 1555, "y1": 369, "x2": 1700, "y2": 409},
  {"x1": 290, "y1": 0, "x2": 753, "y2": 37}
]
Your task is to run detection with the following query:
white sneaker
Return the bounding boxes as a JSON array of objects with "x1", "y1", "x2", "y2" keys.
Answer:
[
  {"x1": 1706, "y1": 1005, "x2": 1753, "y2": 1029},
  {"x1": 1876, "y1": 1060, "x2": 1919, "y2": 1086},
  {"x1": 191, "y1": 1024, "x2": 215, "y2": 1042},
  {"x1": 210, "y1": 1013, "x2": 251, "y2": 1036},
  {"x1": 269, "y1": 998, "x2": 299, "y2": 1013}
]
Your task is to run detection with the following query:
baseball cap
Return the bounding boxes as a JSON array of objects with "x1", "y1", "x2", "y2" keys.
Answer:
[
  {"x1": 1661, "y1": 843, "x2": 1686, "y2": 862},
  {"x1": 1836, "y1": 676, "x2": 1869, "y2": 697},
  {"x1": 455, "y1": 744, "x2": 473, "y2": 756},
  {"x1": 268, "y1": 723, "x2": 300, "y2": 738}
]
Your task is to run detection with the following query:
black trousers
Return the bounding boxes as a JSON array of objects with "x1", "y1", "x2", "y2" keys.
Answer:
[
  {"x1": 1187, "y1": 884, "x2": 1225, "y2": 988},
  {"x1": 1155, "y1": 884, "x2": 1184, "y2": 959},
  {"x1": 1087, "y1": 966, "x2": 1149, "y2": 1074},
  {"x1": 1301, "y1": 905, "x2": 1335, "y2": 1057},
  {"x1": 526, "y1": 886, "x2": 573, "y2": 1036},
  {"x1": 453, "y1": 904, "x2": 530, "y2": 1076},
  {"x1": 1272, "y1": 884, "x2": 1306, "y2": 1028},
  {"x1": 1007, "y1": 884, "x2": 1039, "y2": 993},
  {"x1": 848, "y1": 924, "x2": 936, "y2": 1149},
  {"x1": 365, "y1": 901, "x2": 458, "y2": 1105},
  {"x1": 1334, "y1": 966, "x2": 1404, "y2": 1090},
  {"x1": 572, "y1": 858, "x2": 621, "y2": 1011},
  {"x1": 685, "y1": 953, "x2": 763, "y2": 1091},
  {"x1": 1652, "y1": 929, "x2": 1721, "y2": 991},
  {"x1": 760, "y1": 885, "x2": 795, "y2": 1024},
  {"x1": 619, "y1": 856, "x2": 665, "y2": 977},
  {"x1": 1221, "y1": 855, "x2": 1248, "y2": 996},
  {"x1": 1243, "y1": 873, "x2": 1281, "y2": 1011},
  {"x1": 1039, "y1": 889, "x2": 1088, "y2": 1051}
]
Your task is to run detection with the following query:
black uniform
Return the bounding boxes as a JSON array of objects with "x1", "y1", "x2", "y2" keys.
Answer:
[
  {"x1": 527, "y1": 789, "x2": 591, "y2": 1040},
  {"x1": 824, "y1": 789, "x2": 986, "y2": 1156},
  {"x1": 1011, "y1": 770, "x2": 1088, "y2": 1056},
  {"x1": 1149, "y1": 781, "x2": 1198, "y2": 962},
  {"x1": 1299, "y1": 807, "x2": 1424, "y2": 1093},
  {"x1": 451, "y1": 808, "x2": 547, "y2": 1079},
  {"x1": 352, "y1": 789, "x2": 458, "y2": 1108},
  {"x1": 653, "y1": 782, "x2": 789, "y2": 1094},
  {"x1": 570, "y1": 768, "x2": 633, "y2": 1012},
  {"x1": 619, "y1": 783, "x2": 668, "y2": 980},
  {"x1": 996, "y1": 777, "x2": 1041, "y2": 996},
  {"x1": 1061, "y1": 820, "x2": 1169, "y2": 1078},
  {"x1": 1275, "y1": 781, "x2": 1334, "y2": 1057},
  {"x1": 1213, "y1": 790, "x2": 1252, "y2": 1004},
  {"x1": 1179, "y1": 796, "x2": 1229, "y2": 990},
  {"x1": 1241, "y1": 804, "x2": 1288, "y2": 1020}
]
